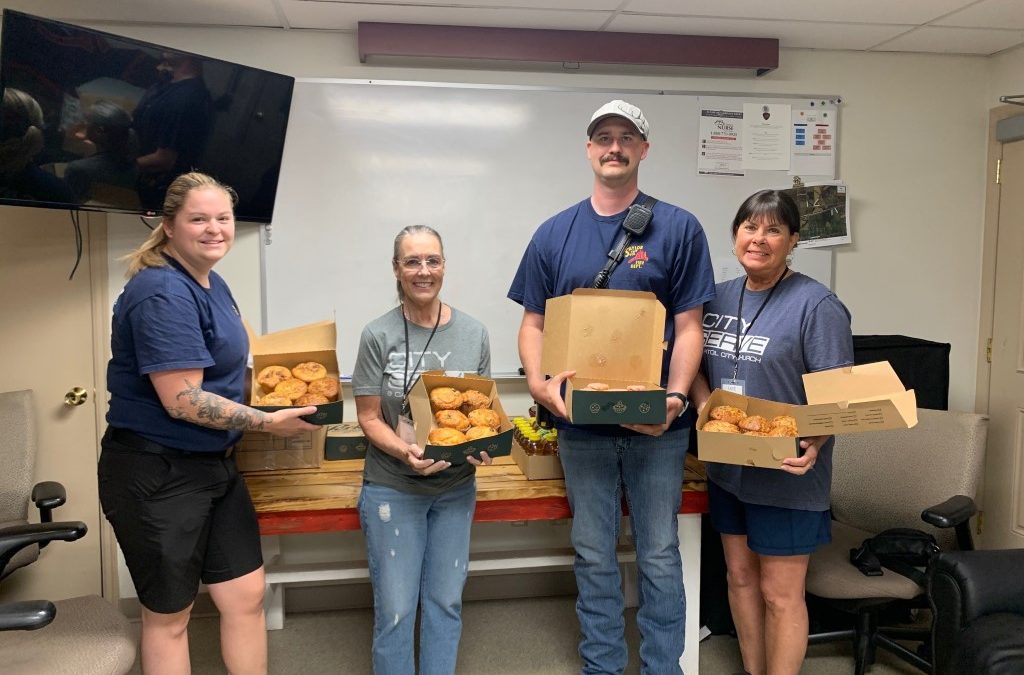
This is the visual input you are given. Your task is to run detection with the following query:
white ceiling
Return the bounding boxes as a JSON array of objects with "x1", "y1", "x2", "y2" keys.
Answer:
[{"x1": 3, "y1": 0, "x2": 1024, "y2": 56}]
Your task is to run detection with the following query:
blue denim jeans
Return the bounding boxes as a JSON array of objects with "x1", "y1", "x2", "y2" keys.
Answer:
[
  {"x1": 358, "y1": 479, "x2": 476, "y2": 675},
  {"x1": 559, "y1": 427, "x2": 688, "y2": 675}
]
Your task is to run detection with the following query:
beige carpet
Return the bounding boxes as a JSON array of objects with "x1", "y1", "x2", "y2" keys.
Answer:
[{"x1": 127, "y1": 595, "x2": 923, "y2": 674}]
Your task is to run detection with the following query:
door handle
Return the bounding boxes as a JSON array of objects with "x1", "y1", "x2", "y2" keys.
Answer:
[{"x1": 64, "y1": 387, "x2": 88, "y2": 407}]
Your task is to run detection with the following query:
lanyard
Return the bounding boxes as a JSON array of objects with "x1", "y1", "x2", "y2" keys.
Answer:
[
  {"x1": 401, "y1": 302, "x2": 442, "y2": 411},
  {"x1": 733, "y1": 267, "x2": 788, "y2": 379}
]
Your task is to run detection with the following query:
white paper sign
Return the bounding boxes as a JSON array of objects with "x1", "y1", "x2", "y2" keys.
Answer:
[
  {"x1": 697, "y1": 107, "x2": 744, "y2": 176},
  {"x1": 790, "y1": 108, "x2": 836, "y2": 178},
  {"x1": 742, "y1": 103, "x2": 791, "y2": 171}
]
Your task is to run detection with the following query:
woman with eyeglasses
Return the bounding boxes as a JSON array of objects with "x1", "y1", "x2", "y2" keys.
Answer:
[
  {"x1": 689, "y1": 189, "x2": 854, "y2": 675},
  {"x1": 351, "y1": 224, "x2": 492, "y2": 675}
]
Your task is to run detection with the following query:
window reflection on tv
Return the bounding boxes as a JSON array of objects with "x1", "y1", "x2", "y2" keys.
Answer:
[{"x1": 0, "y1": 10, "x2": 294, "y2": 222}]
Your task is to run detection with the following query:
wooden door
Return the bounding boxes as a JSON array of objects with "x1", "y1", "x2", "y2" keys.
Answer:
[
  {"x1": 983, "y1": 125, "x2": 1024, "y2": 550},
  {"x1": 0, "y1": 207, "x2": 106, "y2": 601}
]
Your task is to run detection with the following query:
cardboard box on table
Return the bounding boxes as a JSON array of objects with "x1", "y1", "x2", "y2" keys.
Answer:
[
  {"x1": 410, "y1": 372, "x2": 513, "y2": 465},
  {"x1": 236, "y1": 320, "x2": 343, "y2": 472},
  {"x1": 541, "y1": 289, "x2": 667, "y2": 425},
  {"x1": 697, "y1": 361, "x2": 918, "y2": 469},
  {"x1": 324, "y1": 422, "x2": 368, "y2": 462},
  {"x1": 511, "y1": 441, "x2": 564, "y2": 480}
]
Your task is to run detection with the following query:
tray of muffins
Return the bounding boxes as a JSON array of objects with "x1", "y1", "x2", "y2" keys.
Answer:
[
  {"x1": 246, "y1": 319, "x2": 344, "y2": 425},
  {"x1": 408, "y1": 371, "x2": 514, "y2": 465},
  {"x1": 696, "y1": 363, "x2": 919, "y2": 469}
]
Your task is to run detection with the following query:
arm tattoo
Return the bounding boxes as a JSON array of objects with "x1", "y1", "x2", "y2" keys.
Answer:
[{"x1": 167, "y1": 378, "x2": 269, "y2": 431}]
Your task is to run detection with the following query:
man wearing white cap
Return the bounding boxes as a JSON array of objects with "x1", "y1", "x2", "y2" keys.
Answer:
[{"x1": 508, "y1": 100, "x2": 715, "y2": 673}]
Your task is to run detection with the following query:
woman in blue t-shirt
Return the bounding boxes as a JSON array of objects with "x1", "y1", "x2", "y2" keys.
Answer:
[
  {"x1": 690, "y1": 189, "x2": 854, "y2": 675},
  {"x1": 99, "y1": 172, "x2": 318, "y2": 675}
]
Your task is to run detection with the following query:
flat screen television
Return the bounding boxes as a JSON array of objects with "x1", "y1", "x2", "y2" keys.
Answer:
[{"x1": 0, "y1": 10, "x2": 294, "y2": 222}]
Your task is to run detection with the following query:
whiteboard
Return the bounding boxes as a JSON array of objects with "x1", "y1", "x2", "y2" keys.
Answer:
[{"x1": 265, "y1": 81, "x2": 838, "y2": 376}]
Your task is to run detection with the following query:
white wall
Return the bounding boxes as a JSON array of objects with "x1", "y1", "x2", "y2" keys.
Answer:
[
  {"x1": 90, "y1": 24, "x2": 992, "y2": 412},
  {"x1": 987, "y1": 44, "x2": 1024, "y2": 105}
]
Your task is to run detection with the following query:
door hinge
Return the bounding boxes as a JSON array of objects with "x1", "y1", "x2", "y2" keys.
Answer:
[
  {"x1": 987, "y1": 337, "x2": 993, "y2": 364},
  {"x1": 976, "y1": 510, "x2": 984, "y2": 535},
  {"x1": 996, "y1": 158, "x2": 1002, "y2": 184}
]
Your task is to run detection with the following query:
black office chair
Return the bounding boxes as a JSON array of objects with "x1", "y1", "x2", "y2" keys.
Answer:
[
  {"x1": 804, "y1": 409, "x2": 988, "y2": 674},
  {"x1": 0, "y1": 389, "x2": 136, "y2": 674},
  {"x1": 929, "y1": 549, "x2": 1024, "y2": 675}
]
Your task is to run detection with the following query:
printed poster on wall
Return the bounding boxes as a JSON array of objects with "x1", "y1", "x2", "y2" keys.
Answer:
[
  {"x1": 742, "y1": 103, "x2": 790, "y2": 171},
  {"x1": 697, "y1": 106, "x2": 744, "y2": 176},
  {"x1": 791, "y1": 108, "x2": 837, "y2": 178}
]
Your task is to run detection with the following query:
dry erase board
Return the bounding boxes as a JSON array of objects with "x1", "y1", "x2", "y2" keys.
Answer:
[{"x1": 264, "y1": 80, "x2": 838, "y2": 375}]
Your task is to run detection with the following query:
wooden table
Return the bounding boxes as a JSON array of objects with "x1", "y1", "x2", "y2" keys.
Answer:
[{"x1": 245, "y1": 454, "x2": 708, "y2": 673}]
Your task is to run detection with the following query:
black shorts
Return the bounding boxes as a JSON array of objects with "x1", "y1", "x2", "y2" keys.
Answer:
[{"x1": 98, "y1": 428, "x2": 263, "y2": 614}]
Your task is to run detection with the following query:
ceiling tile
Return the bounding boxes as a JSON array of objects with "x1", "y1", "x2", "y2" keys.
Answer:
[
  {"x1": 933, "y1": 0, "x2": 1024, "y2": 30},
  {"x1": 608, "y1": 14, "x2": 912, "y2": 51},
  {"x1": 620, "y1": 0, "x2": 975, "y2": 25},
  {"x1": 279, "y1": 2, "x2": 612, "y2": 31},
  {"x1": 0, "y1": 0, "x2": 282, "y2": 27},
  {"x1": 294, "y1": 0, "x2": 623, "y2": 10},
  {"x1": 873, "y1": 25, "x2": 1024, "y2": 54}
]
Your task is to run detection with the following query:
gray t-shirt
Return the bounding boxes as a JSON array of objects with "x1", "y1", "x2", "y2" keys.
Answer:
[
  {"x1": 702, "y1": 272, "x2": 854, "y2": 511},
  {"x1": 352, "y1": 305, "x2": 491, "y2": 495}
]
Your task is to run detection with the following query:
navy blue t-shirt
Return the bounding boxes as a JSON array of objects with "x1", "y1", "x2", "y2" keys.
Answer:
[
  {"x1": 702, "y1": 273, "x2": 854, "y2": 511},
  {"x1": 106, "y1": 256, "x2": 248, "y2": 453},
  {"x1": 508, "y1": 193, "x2": 716, "y2": 429}
]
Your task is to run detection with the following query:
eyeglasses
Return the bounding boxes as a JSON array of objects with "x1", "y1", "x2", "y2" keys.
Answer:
[
  {"x1": 590, "y1": 133, "x2": 642, "y2": 148},
  {"x1": 397, "y1": 256, "x2": 444, "y2": 270}
]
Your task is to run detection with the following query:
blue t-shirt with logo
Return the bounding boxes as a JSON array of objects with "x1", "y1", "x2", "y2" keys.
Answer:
[
  {"x1": 702, "y1": 272, "x2": 854, "y2": 511},
  {"x1": 508, "y1": 193, "x2": 716, "y2": 429},
  {"x1": 106, "y1": 256, "x2": 248, "y2": 453}
]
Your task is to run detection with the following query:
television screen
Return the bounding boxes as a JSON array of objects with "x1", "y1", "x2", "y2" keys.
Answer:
[{"x1": 0, "y1": 10, "x2": 294, "y2": 222}]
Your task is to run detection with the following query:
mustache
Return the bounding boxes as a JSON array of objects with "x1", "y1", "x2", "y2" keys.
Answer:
[{"x1": 600, "y1": 153, "x2": 628, "y2": 165}]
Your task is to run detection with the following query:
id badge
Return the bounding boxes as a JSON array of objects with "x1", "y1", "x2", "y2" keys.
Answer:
[
  {"x1": 397, "y1": 414, "x2": 417, "y2": 444},
  {"x1": 721, "y1": 378, "x2": 745, "y2": 395}
]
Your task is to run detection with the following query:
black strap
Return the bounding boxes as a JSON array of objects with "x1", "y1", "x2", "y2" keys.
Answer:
[{"x1": 592, "y1": 196, "x2": 657, "y2": 289}]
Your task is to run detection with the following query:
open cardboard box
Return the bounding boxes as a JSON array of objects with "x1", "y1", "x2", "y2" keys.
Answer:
[
  {"x1": 245, "y1": 319, "x2": 343, "y2": 425},
  {"x1": 409, "y1": 371, "x2": 513, "y2": 465},
  {"x1": 542, "y1": 289, "x2": 667, "y2": 424},
  {"x1": 697, "y1": 361, "x2": 918, "y2": 469}
]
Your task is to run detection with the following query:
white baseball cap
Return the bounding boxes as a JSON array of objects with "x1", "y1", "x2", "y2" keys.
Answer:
[{"x1": 587, "y1": 99, "x2": 649, "y2": 139}]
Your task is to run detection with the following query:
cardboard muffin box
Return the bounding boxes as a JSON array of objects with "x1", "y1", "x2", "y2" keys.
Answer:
[
  {"x1": 542, "y1": 289, "x2": 667, "y2": 424},
  {"x1": 697, "y1": 361, "x2": 918, "y2": 469},
  {"x1": 245, "y1": 319, "x2": 344, "y2": 425},
  {"x1": 325, "y1": 422, "x2": 369, "y2": 461},
  {"x1": 410, "y1": 371, "x2": 514, "y2": 465}
]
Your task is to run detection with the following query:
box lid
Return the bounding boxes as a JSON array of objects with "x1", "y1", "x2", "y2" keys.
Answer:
[
  {"x1": 541, "y1": 288, "x2": 666, "y2": 383},
  {"x1": 245, "y1": 319, "x2": 336, "y2": 355},
  {"x1": 804, "y1": 362, "x2": 906, "y2": 404}
]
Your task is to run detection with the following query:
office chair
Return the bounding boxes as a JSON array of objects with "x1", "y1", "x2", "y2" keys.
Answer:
[
  {"x1": 0, "y1": 389, "x2": 68, "y2": 579},
  {"x1": 928, "y1": 549, "x2": 1024, "y2": 675},
  {"x1": 804, "y1": 408, "x2": 988, "y2": 675},
  {"x1": 0, "y1": 389, "x2": 136, "y2": 674}
]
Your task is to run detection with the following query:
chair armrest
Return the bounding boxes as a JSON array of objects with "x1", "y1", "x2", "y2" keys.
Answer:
[
  {"x1": 930, "y1": 549, "x2": 1024, "y2": 625},
  {"x1": 0, "y1": 600, "x2": 56, "y2": 631},
  {"x1": 921, "y1": 495, "x2": 976, "y2": 529},
  {"x1": 31, "y1": 481, "x2": 67, "y2": 524},
  {"x1": 0, "y1": 521, "x2": 87, "y2": 577}
]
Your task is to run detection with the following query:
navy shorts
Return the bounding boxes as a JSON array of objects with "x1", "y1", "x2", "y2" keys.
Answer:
[
  {"x1": 98, "y1": 428, "x2": 263, "y2": 614},
  {"x1": 708, "y1": 480, "x2": 831, "y2": 556}
]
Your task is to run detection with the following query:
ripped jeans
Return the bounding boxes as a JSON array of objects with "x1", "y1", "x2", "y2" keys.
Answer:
[{"x1": 358, "y1": 479, "x2": 476, "y2": 675}]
